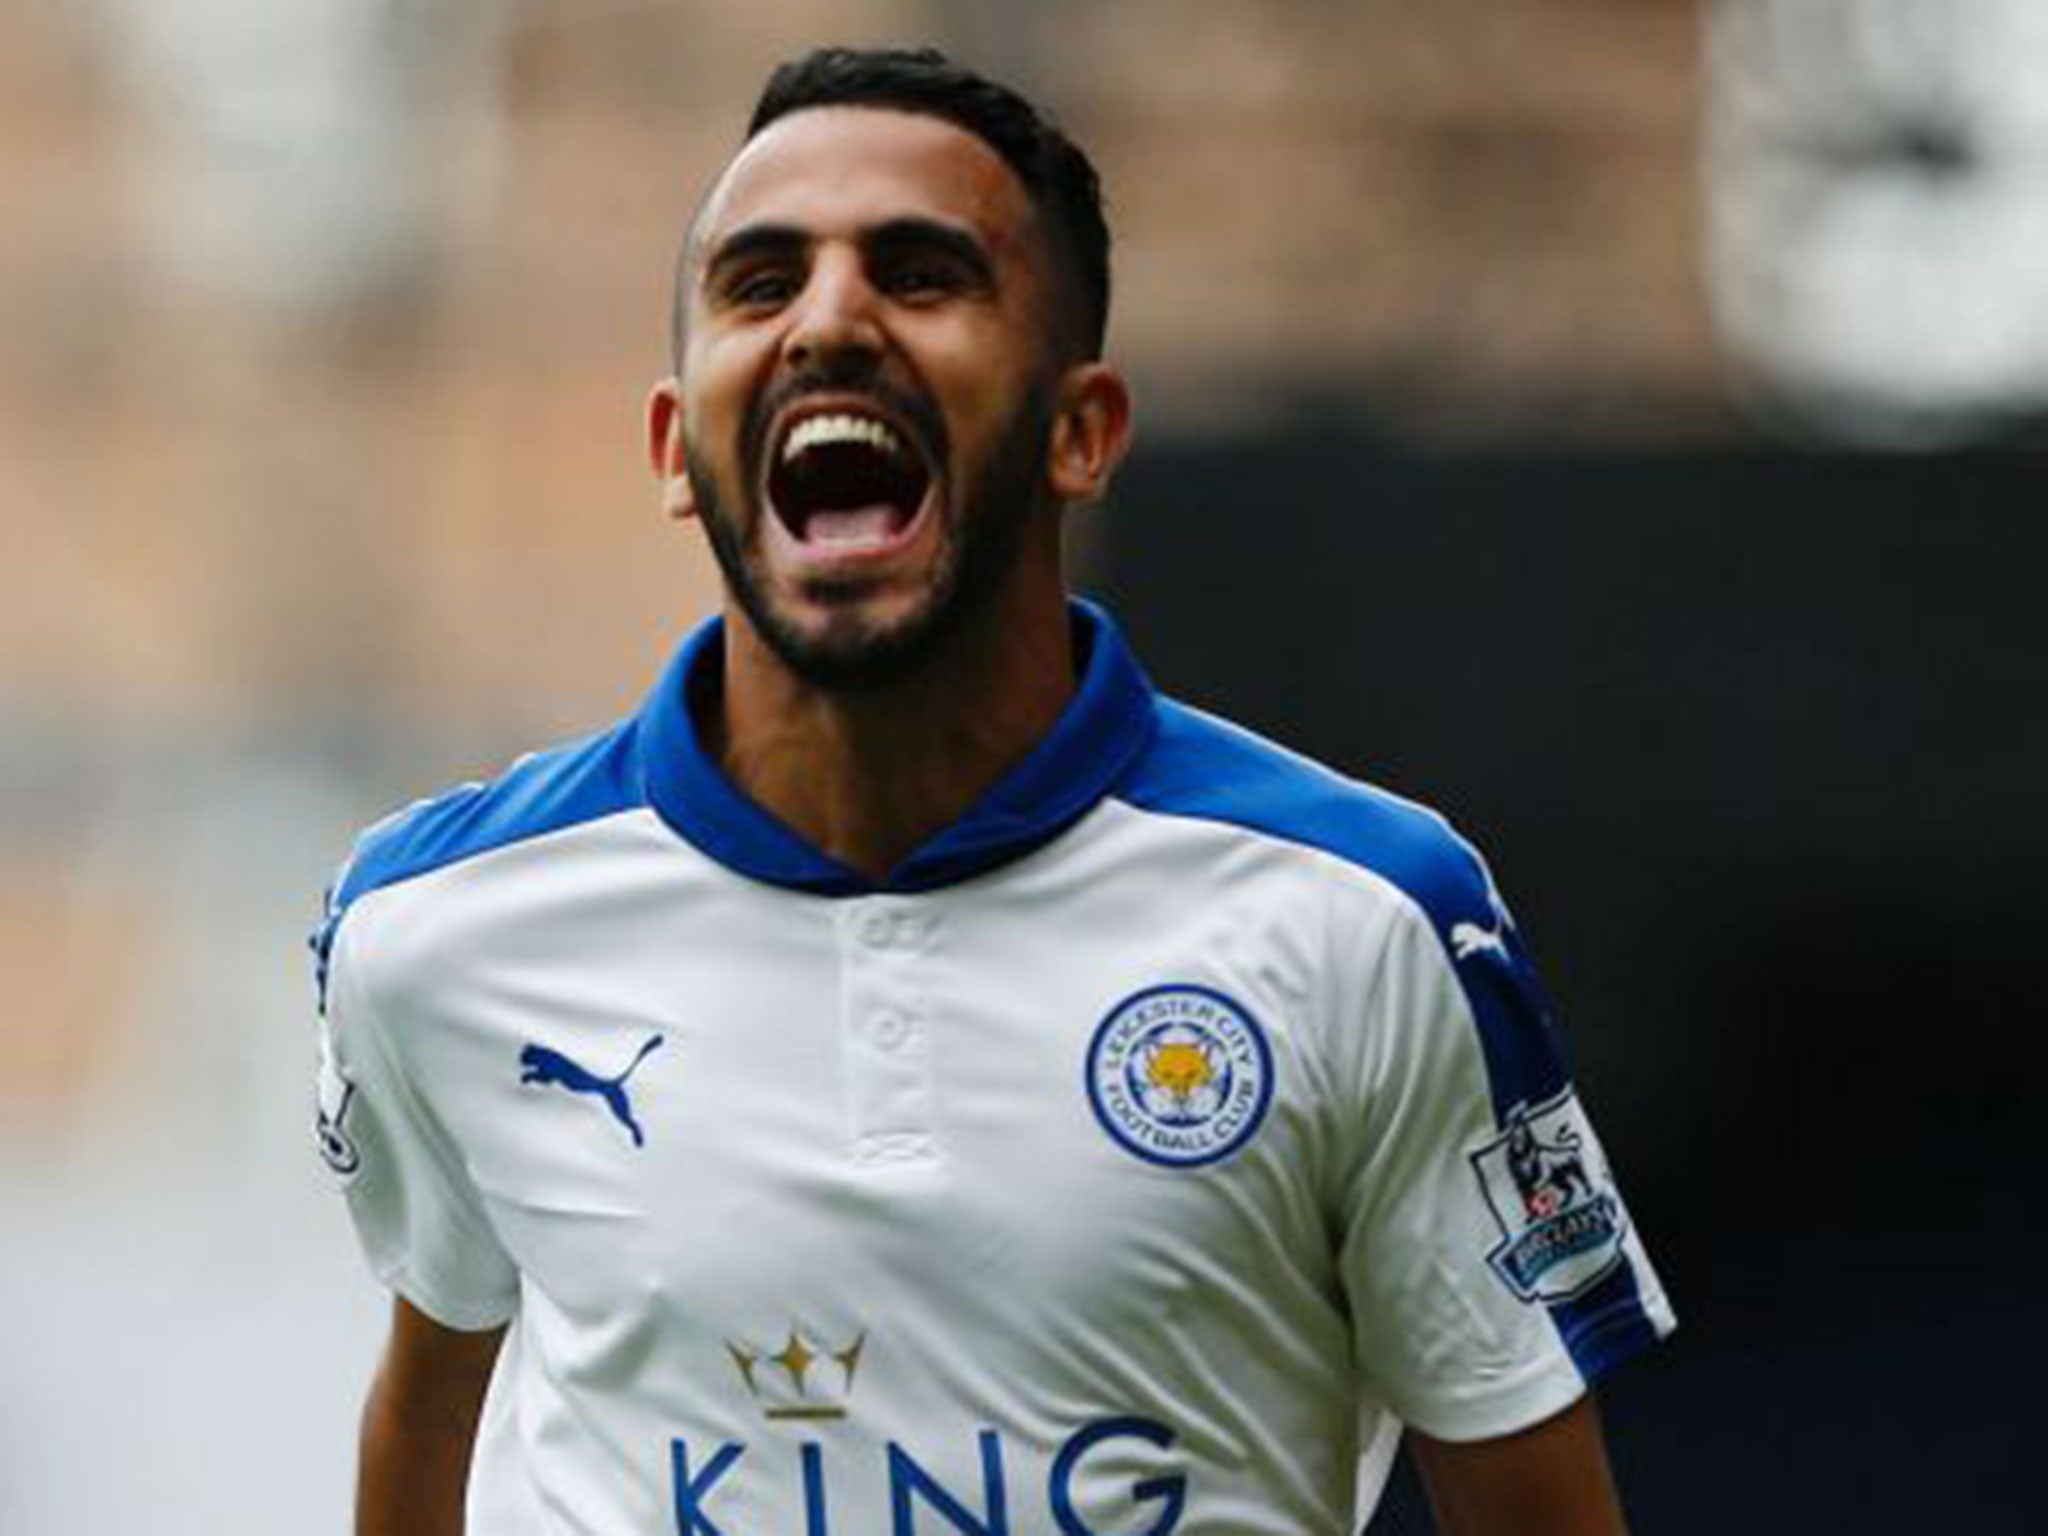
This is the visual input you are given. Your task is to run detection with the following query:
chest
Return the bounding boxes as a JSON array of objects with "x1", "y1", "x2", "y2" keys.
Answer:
[{"x1": 402, "y1": 831, "x2": 1350, "y2": 1345}]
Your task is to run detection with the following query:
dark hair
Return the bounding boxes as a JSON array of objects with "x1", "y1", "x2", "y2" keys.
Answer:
[{"x1": 740, "y1": 45, "x2": 1111, "y2": 359}]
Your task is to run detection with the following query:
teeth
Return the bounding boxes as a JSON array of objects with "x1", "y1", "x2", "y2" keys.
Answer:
[{"x1": 782, "y1": 413, "x2": 904, "y2": 463}]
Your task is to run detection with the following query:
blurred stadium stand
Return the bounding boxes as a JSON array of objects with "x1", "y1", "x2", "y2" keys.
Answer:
[{"x1": 0, "y1": 2, "x2": 2033, "y2": 1531}]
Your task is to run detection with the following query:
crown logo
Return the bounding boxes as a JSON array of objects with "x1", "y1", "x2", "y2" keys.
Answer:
[{"x1": 726, "y1": 1328, "x2": 867, "y2": 1421}]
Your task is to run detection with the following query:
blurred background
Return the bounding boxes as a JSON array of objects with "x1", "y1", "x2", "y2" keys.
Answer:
[{"x1": 2, "y1": 0, "x2": 2038, "y2": 1530}]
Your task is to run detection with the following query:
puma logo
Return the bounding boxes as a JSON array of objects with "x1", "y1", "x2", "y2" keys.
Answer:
[
  {"x1": 1450, "y1": 920, "x2": 1510, "y2": 962},
  {"x1": 519, "y1": 1034, "x2": 665, "y2": 1147}
]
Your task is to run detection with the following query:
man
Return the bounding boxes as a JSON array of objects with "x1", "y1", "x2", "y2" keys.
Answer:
[{"x1": 313, "y1": 46, "x2": 1673, "y2": 1536}]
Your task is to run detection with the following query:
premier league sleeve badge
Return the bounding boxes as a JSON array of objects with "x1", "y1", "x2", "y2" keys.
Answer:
[
  {"x1": 1469, "y1": 1089, "x2": 1629, "y2": 1303},
  {"x1": 315, "y1": 1020, "x2": 363, "y2": 1180}
]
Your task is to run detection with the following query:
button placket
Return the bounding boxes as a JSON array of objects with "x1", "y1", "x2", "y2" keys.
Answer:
[{"x1": 839, "y1": 900, "x2": 940, "y2": 1167}]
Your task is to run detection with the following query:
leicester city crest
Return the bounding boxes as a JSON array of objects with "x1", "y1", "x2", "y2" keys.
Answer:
[
  {"x1": 1470, "y1": 1089, "x2": 1628, "y2": 1303},
  {"x1": 1085, "y1": 984, "x2": 1274, "y2": 1168}
]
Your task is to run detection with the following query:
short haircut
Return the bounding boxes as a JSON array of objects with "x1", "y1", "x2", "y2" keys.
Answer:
[{"x1": 678, "y1": 46, "x2": 1111, "y2": 362}]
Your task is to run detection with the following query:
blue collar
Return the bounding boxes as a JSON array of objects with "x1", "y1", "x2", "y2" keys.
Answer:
[{"x1": 635, "y1": 599, "x2": 1158, "y2": 894}]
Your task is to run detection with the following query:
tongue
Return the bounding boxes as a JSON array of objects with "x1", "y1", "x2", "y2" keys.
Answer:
[{"x1": 802, "y1": 504, "x2": 902, "y2": 546}]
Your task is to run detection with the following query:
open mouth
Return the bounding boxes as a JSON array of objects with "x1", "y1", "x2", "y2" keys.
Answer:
[{"x1": 766, "y1": 409, "x2": 935, "y2": 550}]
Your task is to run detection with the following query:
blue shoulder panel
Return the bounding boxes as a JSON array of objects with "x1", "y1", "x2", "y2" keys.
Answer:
[
  {"x1": 1115, "y1": 699, "x2": 1570, "y2": 1118},
  {"x1": 310, "y1": 720, "x2": 647, "y2": 1009}
]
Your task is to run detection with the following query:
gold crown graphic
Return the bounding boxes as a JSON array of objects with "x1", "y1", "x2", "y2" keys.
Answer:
[{"x1": 726, "y1": 1328, "x2": 867, "y2": 1421}]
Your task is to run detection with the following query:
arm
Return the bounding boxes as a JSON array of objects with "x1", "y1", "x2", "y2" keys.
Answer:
[
  {"x1": 1407, "y1": 1395, "x2": 1630, "y2": 1536},
  {"x1": 1327, "y1": 861, "x2": 1671, "y2": 1533},
  {"x1": 357, "y1": 1297, "x2": 507, "y2": 1536}
]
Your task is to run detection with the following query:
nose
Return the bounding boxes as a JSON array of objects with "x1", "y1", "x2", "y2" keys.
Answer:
[{"x1": 781, "y1": 248, "x2": 883, "y2": 373}]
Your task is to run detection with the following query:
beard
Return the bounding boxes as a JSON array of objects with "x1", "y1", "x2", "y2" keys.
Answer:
[{"x1": 687, "y1": 378, "x2": 1056, "y2": 692}]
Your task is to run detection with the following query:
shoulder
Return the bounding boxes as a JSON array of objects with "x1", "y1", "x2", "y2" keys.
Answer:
[
  {"x1": 330, "y1": 719, "x2": 647, "y2": 915},
  {"x1": 311, "y1": 719, "x2": 648, "y2": 1003},
  {"x1": 1114, "y1": 696, "x2": 1501, "y2": 937},
  {"x1": 1118, "y1": 697, "x2": 1573, "y2": 1118}
]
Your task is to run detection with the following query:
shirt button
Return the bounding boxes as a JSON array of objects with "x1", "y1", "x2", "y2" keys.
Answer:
[
  {"x1": 871, "y1": 1012, "x2": 910, "y2": 1050},
  {"x1": 859, "y1": 912, "x2": 893, "y2": 946}
]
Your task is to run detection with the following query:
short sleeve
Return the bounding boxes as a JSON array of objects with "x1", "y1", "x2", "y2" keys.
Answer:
[
  {"x1": 315, "y1": 913, "x2": 519, "y2": 1331},
  {"x1": 1332, "y1": 882, "x2": 1674, "y2": 1443}
]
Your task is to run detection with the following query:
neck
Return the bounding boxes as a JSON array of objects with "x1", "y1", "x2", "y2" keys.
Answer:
[{"x1": 714, "y1": 585, "x2": 1077, "y2": 882}]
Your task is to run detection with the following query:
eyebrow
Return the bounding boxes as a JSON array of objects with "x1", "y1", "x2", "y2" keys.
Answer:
[
  {"x1": 700, "y1": 217, "x2": 997, "y2": 290},
  {"x1": 701, "y1": 222, "x2": 810, "y2": 286},
  {"x1": 865, "y1": 218, "x2": 996, "y2": 286}
]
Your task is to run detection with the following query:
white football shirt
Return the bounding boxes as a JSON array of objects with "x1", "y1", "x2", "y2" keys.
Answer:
[{"x1": 313, "y1": 600, "x2": 1673, "y2": 1535}]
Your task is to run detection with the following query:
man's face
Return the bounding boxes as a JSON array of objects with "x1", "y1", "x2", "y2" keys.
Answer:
[{"x1": 664, "y1": 107, "x2": 1069, "y2": 688}]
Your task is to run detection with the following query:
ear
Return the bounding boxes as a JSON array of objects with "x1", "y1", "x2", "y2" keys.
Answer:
[
  {"x1": 1046, "y1": 362, "x2": 1133, "y2": 505},
  {"x1": 646, "y1": 377, "x2": 698, "y2": 521}
]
